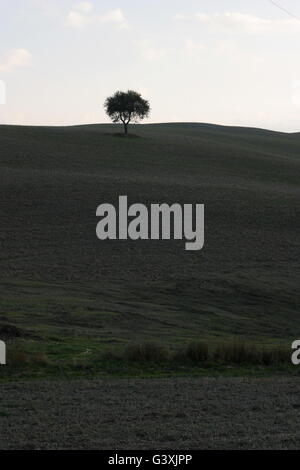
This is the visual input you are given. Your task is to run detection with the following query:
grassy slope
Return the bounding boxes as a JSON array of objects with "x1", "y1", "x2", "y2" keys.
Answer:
[{"x1": 0, "y1": 123, "x2": 299, "y2": 376}]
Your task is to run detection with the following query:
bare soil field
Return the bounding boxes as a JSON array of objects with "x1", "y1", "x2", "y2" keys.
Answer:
[{"x1": 1, "y1": 376, "x2": 300, "y2": 450}]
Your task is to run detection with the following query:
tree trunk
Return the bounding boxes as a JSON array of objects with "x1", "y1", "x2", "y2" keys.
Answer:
[{"x1": 124, "y1": 123, "x2": 128, "y2": 135}]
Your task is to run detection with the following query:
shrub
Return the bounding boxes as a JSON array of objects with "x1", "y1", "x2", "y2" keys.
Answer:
[
  {"x1": 214, "y1": 342, "x2": 290, "y2": 366},
  {"x1": 260, "y1": 349, "x2": 274, "y2": 366},
  {"x1": 31, "y1": 352, "x2": 50, "y2": 366},
  {"x1": 214, "y1": 342, "x2": 260, "y2": 365},
  {"x1": 261, "y1": 347, "x2": 289, "y2": 366},
  {"x1": 7, "y1": 347, "x2": 50, "y2": 367},
  {"x1": 125, "y1": 342, "x2": 169, "y2": 363},
  {"x1": 183, "y1": 341, "x2": 209, "y2": 363},
  {"x1": 273, "y1": 347, "x2": 290, "y2": 364},
  {"x1": 8, "y1": 350, "x2": 30, "y2": 366}
]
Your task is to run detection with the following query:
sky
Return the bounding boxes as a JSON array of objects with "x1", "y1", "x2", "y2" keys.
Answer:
[{"x1": 1, "y1": 0, "x2": 300, "y2": 131}]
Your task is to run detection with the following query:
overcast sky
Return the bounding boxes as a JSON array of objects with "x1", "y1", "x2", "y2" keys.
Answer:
[{"x1": 1, "y1": 0, "x2": 300, "y2": 131}]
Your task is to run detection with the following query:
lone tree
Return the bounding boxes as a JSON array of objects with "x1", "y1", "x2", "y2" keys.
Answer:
[{"x1": 104, "y1": 90, "x2": 150, "y2": 135}]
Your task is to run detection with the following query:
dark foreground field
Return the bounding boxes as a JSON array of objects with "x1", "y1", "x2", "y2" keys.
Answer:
[{"x1": 1, "y1": 377, "x2": 300, "y2": 449}]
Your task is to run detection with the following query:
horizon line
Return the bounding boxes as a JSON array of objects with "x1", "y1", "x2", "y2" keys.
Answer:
[{"x1": 0, "y1": 121, "x2": 299, "y2": 134}]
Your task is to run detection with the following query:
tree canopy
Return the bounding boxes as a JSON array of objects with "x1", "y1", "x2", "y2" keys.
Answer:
[{"x1": 104, "y1": 90, "x2": 150, "y2": 135}]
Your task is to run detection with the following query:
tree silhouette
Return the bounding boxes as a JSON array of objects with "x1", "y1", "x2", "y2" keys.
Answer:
[{"x1": 104, "y1": 90, "x2": 150, "y2": 135}]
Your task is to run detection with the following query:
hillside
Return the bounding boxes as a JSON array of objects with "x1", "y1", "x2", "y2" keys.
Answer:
[{"x1": 0, "y1": 123, "x2": 299, "y2": 363}]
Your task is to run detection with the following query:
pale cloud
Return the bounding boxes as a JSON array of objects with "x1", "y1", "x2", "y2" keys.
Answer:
[
  {"x1": 184, "y1": 39, "x2": 206, "y2": 56},
  {"x1": 76, "y1": 2, "x2": 94, "y2": 13},
  {"x1": 141, "y1": 48, "x2": 168, "y2": 61},
  {"x1": 136, "y1": 39, "x2": 169, "y2": 61},
  {"x1": 30, "y1": 0, "x2": 56, "y2": 14},
  {"x1": 175, "y1": 12, "x2": 300, "y2": 34},
  {"x1": 0, "y1": 49, "x2": 32, "y2": 73},
  {"x1": 66, "y1": 10, "x2": 87, "y2": 27},
  {"x1": 65, "y1": 4, "x2": 128, "y2": 29}
]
